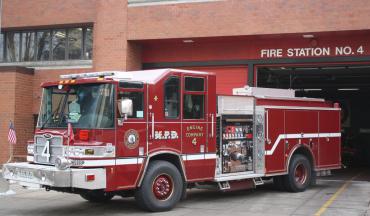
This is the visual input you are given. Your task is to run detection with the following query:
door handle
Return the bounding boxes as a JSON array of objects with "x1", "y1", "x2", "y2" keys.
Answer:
[
  {"x1": 151, "y1": 113, "x2": 155, "y2": 139},
  {"x1": 211, "y1": 113, "x2": 214, "y2": 138}
]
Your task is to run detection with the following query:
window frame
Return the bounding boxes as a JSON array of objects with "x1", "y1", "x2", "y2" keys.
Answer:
[
  {"x1": 164, "y1": 76, "x2": 180, "y2": 119},
  {"x1": 2, "y1": 26, "x2": 93, "y2": 63},
  {"x1": 117, "y1": 84, "x2": 145, "y2": 120},
  {"x1": 182, "y1": 76, "x2": 206, "y2": 120}
]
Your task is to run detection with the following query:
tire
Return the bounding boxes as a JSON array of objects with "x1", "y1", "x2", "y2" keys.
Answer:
[
  {"x1": 135, "y1": 160, "x2": 183, "y2": 212},
  {"x1": 273, "y1": 175, "x2": 286, "y2": 191},
  {"x1": 80, "y1": 190, "x2": 114, "y2": 202},
  {"x1": 284, "y1": 154, "x2": 312, "y2": 192}
]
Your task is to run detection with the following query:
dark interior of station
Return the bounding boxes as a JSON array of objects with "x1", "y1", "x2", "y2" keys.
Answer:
[{"x1": 257, "y1": 64, "x2": 370, "y2": 167}]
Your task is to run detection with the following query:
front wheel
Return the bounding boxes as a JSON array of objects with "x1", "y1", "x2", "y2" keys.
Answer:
[
  {"x1": 135, "y1": 160, "x2": 183, "y2": 212},
  {"x1": 284, "y1": 154, "x2": 312, "y2": 192}
]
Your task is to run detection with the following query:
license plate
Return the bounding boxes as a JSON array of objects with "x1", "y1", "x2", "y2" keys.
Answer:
[{"x1": 15, "y1": 169, "x2": 34, "y2": 179}]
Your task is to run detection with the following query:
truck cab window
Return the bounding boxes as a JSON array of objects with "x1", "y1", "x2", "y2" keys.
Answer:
[
  {"x1": 118, "y1": 91, "x2": 144, "y2": 118},
  {"x1": 164, "y1": 76, "x2": 180, "y2": 118},
  {"x1": 183, "y1": 77, "x2": 205, "y2": 119}
]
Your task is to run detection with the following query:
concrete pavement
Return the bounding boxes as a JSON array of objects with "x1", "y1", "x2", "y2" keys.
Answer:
[{"x1": 0, "y1": 170, "x2": 369, "y2": 216}]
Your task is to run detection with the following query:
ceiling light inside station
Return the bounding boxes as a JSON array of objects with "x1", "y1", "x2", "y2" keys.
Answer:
[
  {"x1": 302, "y1": 34, "x2": 315, "y2": 39},
  {"x1": 338, "y1": 88, "x2": 360, "y2": 91},
  {"x1": 183, "y1": 39, "x2": 194, "y2": 43}
]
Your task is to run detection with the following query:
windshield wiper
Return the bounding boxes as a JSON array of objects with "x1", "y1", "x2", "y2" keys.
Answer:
[
  {"x1": 40, "y1": 94, "x2": 64, "y2": 130},
  {"x1": 57, "y1": 90, "x2": 70, "y2": 127}
]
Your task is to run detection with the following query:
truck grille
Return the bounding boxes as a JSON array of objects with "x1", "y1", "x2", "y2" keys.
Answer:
[{"x1": 34, "y1": 134, "x2": 63, "y2": 165}]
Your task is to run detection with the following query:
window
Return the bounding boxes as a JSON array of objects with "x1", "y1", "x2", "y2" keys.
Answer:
[
  {"x1": 37, "y1": 31, "x2": 51, "y2": 61},
  {"x1": 118, "y1": 91, "x2": 144, "y2": 118},
  {"x1": 52, "y1": 29, "x2": 66, "y2": 60},
  {"x1": 164, "y1": 77, "x2": 180, "y2": 118},
  {"x1": 38, "y1": 84, "x2": 114, "y2": 129},
  {"x1": 6, "y1": 32, "x2": 20, "y2": 62},
  {"x1": 119, "y1": 81, "x2": 144, "y2": 89},
  {"x1": 84, "y1": 27, "x2": 93, "y2": 60},
  {"x1": 68, "y1": 28, "x2": 82, "y2": 60},
  {"x1": 183, "y1": 77, "x2": 205, "y2": 119},
  {"x1": 0, "y1": 33, "x2": 4, "y2": 62},
  {"x1": 185, "y1": 77, "x2": 204, "y2": 91},
  {"x1": 2, "y1": 26, "x2": 92, "y2": 62},
  {"x1": 21, "y1": 32, "x2": 36, "y2": 61}
]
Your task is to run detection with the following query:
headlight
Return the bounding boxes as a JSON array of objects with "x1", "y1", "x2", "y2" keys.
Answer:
[
  {"x1": 55, "y1": 156, "x2": 71, "y2": 170},
  {"x1": 27, "y1": 144, "x2": 35, "y2": 155}
]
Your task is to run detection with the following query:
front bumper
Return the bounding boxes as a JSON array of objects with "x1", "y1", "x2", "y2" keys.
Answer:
[{"x1": 2, "y1": 162, "x2": 106, "y2": 190}]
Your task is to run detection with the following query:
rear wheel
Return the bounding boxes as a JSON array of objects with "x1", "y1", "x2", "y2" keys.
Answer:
[
  {"x1": 135, "y1": 160, "x2": 183, "y2": 212},
  {"x1": 80, "y1": 190, "x2": 114, "y2": 202},
  {"x1": 284, "y1": 154, "x2": 312, "y2": 192}
]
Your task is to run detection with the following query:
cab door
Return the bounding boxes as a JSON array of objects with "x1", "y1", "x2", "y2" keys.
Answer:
[
  {"x1": 147, "y1": 74, "x2": 182, "y2": 154},
  {"x1": 115, "y1": 81, "x2": 147, "y2": 188},
  {"x1": 181, "y1": 75, "x2": 213, "y2": 180}
]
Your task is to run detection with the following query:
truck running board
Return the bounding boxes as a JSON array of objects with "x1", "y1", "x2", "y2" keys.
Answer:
[
  {"x1": 253, "y1": 177, "x2": 264, "y2": 186},
  {"x1": 217, "y1": 181, "x2": 231, "y2": 190}
]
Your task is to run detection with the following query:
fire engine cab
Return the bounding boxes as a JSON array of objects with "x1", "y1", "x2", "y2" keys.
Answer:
[{"x1": 2, "y1": 69, "x2": 341, "y2": 211}]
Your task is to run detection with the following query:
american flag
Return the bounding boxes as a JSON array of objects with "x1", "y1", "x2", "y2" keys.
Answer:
[{"x1": 8, "y1": 121, "x2": 17, "y2": 145}]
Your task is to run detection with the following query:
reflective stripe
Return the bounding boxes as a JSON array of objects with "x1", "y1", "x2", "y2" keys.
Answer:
[
  {"x1": 265, "y1": 132, "x2": 341, "y2": 156},
  {"x1": 72, "y1": 158, "x2": 145, "y2": 167},
  {"x1": 71, "y1": 153, "x2": 217, "y2": 167},
  {"x1": 205, "y1": 153, "x2": 217, "y2": 159},
  {"x1": 182, "y1": 153, "x2": 217, "y2": 161},
  {"x1": 81, "y1": 159, "x2": 115, "y2": 167},
  {"x1": 185, "y1": 154, "x2": 204, "y2": 160}
]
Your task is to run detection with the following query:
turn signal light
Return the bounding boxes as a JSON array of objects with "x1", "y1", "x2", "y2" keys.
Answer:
[
  {"x1": 79, "y1": 130, "x2": 89, "y2": 141},
  {"x1": 86, "y1": 174, "x2": 95, "y2": 182}
]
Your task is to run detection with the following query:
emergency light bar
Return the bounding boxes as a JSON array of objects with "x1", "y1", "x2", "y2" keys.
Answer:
[{"x1": 60, "y1": 71, "x2": 116, "y2": 79}]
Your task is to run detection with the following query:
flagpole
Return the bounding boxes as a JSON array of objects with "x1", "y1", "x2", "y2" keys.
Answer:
[
  {"x1": 6, "y1": 141, "x2": 13, "y2": 163},
  {"x1": 6, "y1": 120, "x2": 13, "y2": 163}
]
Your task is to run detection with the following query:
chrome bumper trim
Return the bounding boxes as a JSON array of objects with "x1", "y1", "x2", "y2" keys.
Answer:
[{"x1": 2, "y1": 162, "x2": 106, "y2": 190}]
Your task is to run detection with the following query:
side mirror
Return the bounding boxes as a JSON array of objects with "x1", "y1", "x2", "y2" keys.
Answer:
[{"x1": 118, "y1": 98, "x2": 133, "y2": 117}]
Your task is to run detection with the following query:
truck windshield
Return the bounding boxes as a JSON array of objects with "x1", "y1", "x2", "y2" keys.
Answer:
[{"x1": 37, "y1": 83, "x2": 114, "y2": 129}]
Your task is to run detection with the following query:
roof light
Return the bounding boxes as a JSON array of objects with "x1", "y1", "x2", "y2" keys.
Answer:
[{"x1": 60, "y1": 72, "x2": 116, "y2": 79}]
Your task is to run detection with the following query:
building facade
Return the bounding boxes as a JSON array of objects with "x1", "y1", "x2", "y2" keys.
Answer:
[{"x1": 1, "y1": 0, "x2": 370, "y2": 164}]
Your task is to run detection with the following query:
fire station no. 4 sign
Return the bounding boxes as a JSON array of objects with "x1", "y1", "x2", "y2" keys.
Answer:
[{"x1": 124, "y1": 129, "x2": 139, "y2": 149}]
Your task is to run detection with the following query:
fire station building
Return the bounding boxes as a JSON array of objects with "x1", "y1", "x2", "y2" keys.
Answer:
[{"x1": 1, "y1": 0, "x2": 370, "y2": 165}]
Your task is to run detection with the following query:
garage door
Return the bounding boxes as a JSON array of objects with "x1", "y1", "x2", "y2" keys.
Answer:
[{"x1": 183, "y1": 66, "x2": 248, "y2": 95}]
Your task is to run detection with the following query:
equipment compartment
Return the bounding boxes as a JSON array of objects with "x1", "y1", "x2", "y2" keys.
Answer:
[{"x1": 220, "y1": 115, "x2": 254, "y2": 173}]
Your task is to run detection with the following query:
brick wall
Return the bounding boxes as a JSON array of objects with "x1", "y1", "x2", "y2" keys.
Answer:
[
  {"x1": 93, "y1": 0, "x2": 128, "y2": 71},
  {"x1": 2, "y1": 0, "x2": 97, "y2": 28},
  {"x1": 128, "y1": 0, "x2": 370, "y2": 40},
  {"x1": 126, "y1": 41, "x2": 143, "y2": 71},
  {"x1": 0, "y1": 67, "x2": 34, "y2": 164}
]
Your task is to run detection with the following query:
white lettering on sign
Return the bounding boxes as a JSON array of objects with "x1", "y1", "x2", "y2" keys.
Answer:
[
  {"x1": 154, "y1": 131, "x2": 179, "y2": 140},
  {"x1": 260, "y1": 46, "x2": 365, "y2": 58}
]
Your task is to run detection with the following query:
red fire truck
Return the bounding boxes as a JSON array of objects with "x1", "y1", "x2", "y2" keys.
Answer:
[{"x1": 2, "y1": 69, "x2": 341, "y2": 211}]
